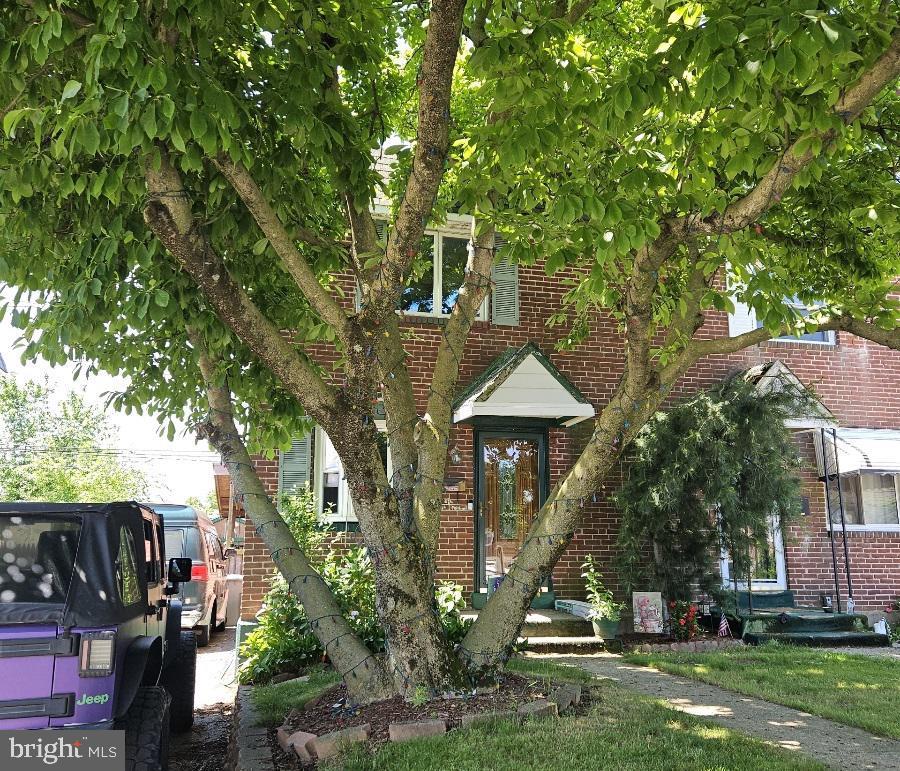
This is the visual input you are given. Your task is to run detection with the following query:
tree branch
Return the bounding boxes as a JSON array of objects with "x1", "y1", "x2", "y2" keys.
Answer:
[
  {"x1": 212, "y1": 155, "x2": 351, "y2": 338},
  {"x1": 363, "y1": 0, "x2": 466, "y2": 319},
  {"x1": 17, "y1": 0, "x2": 93, "y2": 29},
  {"x1": 695, "y1": 30, "x2": 900, "y2": 235},
  {"x1": 142, "y1": 148, "x2": 341, "y2": 424},
  {"x1": 415, "y1": 224, "x2": 496, "y2": 549},
  {"x1": 190, "y1": 333, "x2": 393, "y2": 702}
]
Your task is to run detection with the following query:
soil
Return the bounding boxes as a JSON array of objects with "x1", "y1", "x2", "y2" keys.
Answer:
[
  {"x1": 273, "y1": 673, "x2": 592, "y2": 768},
  {"x1": 169, "y1": 703, "x2": 233, "y2": 771}
]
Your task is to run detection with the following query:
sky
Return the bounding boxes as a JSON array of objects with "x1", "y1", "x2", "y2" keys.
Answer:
[{"x1": 0, "y1": 308, "x2": 218, "y2": 506}]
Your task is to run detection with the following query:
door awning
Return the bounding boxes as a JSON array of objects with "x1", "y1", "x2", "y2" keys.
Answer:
[
  {"x1": 453, "y1": 342, "x2": 595, "y2": 426},
  {"x1": 743, "y1": 360, "x2": 837, "y2": 429},
  {"x1": 814, "y1": 429, "x2": 900, "y2": 475}
]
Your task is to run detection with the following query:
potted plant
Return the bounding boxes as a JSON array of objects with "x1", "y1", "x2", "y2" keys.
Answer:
[{"x1": 582, "y1": 556, "x2": 625, "y2": 639}]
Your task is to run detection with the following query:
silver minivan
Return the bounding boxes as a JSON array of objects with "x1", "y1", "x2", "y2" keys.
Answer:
[{"x1": 155, "y1": 504, "x2": 230, "y2": 646}]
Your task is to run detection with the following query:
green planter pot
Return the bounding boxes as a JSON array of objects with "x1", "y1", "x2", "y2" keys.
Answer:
[{"x1": 591, "y1": 617, "x2": 620, "y2": 640}]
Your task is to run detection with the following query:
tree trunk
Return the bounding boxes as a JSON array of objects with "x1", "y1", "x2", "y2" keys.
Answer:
[
  {"x1": 326, "y1": 423, "x2": 469, "y2": 694},
  {"x1": 192, "y1": 346, "x2": 394, "y2": 702},
  {"x1": 461, "y1": 380, "x2": 664, "y2": 670}
]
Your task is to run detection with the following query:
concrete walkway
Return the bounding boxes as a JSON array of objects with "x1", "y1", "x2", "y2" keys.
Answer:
[{"x1": 549, "y1": 653, "x2": 900, "y2": 771}]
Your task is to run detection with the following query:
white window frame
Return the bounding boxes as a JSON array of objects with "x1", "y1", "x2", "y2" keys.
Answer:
[
  {"x1": 372, "y1": 208, "x2": 488, "y2": 321},
  {"x1": 756, "y1": 297, "x2": 836, "y2": 346},
  {"x1": 312, "y1": 423, "x2": 393, "y2": 525},
  {"x1": 828, "y1": 471, "x2": 900, "y2": 533},
  {"x1": 719, "y1": 515, "x2": 787, "y2": 591}
]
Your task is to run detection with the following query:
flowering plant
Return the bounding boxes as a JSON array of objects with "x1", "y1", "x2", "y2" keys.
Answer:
[{"x1": 668, "y1": 600, "x2": 700, "y2": 641}]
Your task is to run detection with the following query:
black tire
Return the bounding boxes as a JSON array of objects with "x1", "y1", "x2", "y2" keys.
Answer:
[
  {"x1": 162, "y1": 631, "x2": 196, "y2": 733},
  {"x1": 210, "y1": 601, "x2": 223, "y2": 634},
  {"x1": 196, "y1": 614, "x2": 211, "y2": 647},
  {"x1": 121, "y1": 686, "x2": 171, "y2": 771}
]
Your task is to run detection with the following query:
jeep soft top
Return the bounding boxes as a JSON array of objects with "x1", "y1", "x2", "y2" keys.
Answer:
[{"x1": 0, "y1": 502, "x2": 149, "y2": 627}]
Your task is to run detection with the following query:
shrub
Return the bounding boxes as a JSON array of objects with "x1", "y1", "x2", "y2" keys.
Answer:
[
  {"x1": 668, "y1": 600, "x2": 700, "y2": 641},
  {"x1": 582, "y1": 556, "x2": 624, "y2": 622},
  {"x1": 239, "y1": 490, "x2": 472, "y2": 682}
]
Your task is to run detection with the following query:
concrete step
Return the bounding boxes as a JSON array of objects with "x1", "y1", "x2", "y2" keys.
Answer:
[
  {"x1": 736, "y1": 590, "x2": 796, "y2": 611},
  {"x1": 744, "y1": 630, "x2": 890, "y2": 647},
  {"x1": 523, "y1": 636, "x2": 608, "y2": 654},
  {"x1": 461, "y1": 608, "x2": 593, "y2": 638},
  {"x1": 743, "y1": 609, "x2": 870, "y2": 635}
]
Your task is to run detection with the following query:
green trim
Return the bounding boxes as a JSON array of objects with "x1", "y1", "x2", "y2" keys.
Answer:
[
  {"x1": 470, "y1": 588, "x2": 556, "y2": 610},
  {"x1": 453, "y1": 342, "x2": 591, "y2": 411}
]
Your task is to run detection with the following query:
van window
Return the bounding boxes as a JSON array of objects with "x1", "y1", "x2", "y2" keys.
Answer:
[{"x1": 165, "y1": 528, "x2": 185, "y2": 559}]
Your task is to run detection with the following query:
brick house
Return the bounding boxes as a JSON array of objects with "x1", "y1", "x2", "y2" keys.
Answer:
[{"x1": 229, "y1": 206, "x2": 900, "y2": 637}]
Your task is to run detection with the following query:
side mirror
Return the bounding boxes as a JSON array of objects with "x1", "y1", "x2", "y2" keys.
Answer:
[{"x1": 168, "y1": 557, "x2": 193, "y2": 583}]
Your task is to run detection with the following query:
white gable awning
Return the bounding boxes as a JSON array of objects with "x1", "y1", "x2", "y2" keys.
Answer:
[
  {"x1": 814, "y1": 429, "x2": 900, "y2": 475},
  {"x1": 744, "y1": 360, "x2": 837, "y2": 429},
  {"x1": 453, "y1": 343, "x2": 595, "y2": 426}
]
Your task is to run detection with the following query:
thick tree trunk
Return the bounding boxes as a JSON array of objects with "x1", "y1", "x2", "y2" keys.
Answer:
[
  {"x1": 325, "y1": 418, "x2": 469, "y2": 694},
  {"x1": 192, "y1": 345, "x2": 394, "y2": 702}
]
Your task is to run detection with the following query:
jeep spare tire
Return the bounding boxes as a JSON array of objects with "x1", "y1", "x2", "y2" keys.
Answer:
[
  {"x1": 162, "y1": 630, "x2": 197, "y2": 732},
  {"x1": 121, "y1": 686, "x2": 171, "y2": 771}
]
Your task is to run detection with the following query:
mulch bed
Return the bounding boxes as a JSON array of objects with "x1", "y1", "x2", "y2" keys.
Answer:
[{"x1": 272, "y1": 673, "x2": 592, "y2": 768}]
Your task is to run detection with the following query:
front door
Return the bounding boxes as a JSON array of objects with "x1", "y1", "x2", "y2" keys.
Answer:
[
  {"x1": 720, "y1": 516, "x2": 787, "y2": 591},
  {"x1": 474, "y1": 432, "x2": 552, "y2": 608}
]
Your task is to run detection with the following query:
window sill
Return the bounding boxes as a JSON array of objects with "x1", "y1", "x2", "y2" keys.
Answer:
[
  {"x1": 827, "y1": 523, "x2": 900, "y2": 533},
  {"x1": 763, "y1": 337, "x2": 836, "y2": 348}
]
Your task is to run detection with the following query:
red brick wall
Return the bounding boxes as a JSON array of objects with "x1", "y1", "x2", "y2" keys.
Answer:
[
  {"x1": 239, "y1": 264, "x2": 900, "y2": 614},
  {"x1": 240, "y1": 457, "x2": 280, "y2": 621}
]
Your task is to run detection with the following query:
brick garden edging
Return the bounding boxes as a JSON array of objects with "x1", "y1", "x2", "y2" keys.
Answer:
[
  {"x1": 631, "y1": 638, "x2": 744, "y2": 654},
  {"x1": 230, "y1": 685, "x2": 276, "y2": 771}
]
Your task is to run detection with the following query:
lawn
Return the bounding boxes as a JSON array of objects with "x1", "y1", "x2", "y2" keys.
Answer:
[
  {"x1": 250, "y1": 667, "x2": 341, "y2": 726},
  {"x1": 625, "y1": 644, "x2": 900, "y2": 739},
  {"x1": 323, "y1": 659, "x2": 824, "y2": 771}
]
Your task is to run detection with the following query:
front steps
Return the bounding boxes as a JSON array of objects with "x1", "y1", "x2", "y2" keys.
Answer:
[
  {"x1": 461, "y1": 608, "x2": 594, "y2": 638},
  {"x1": 741, "y1": 606, "x2": 889, "y2": 647}
]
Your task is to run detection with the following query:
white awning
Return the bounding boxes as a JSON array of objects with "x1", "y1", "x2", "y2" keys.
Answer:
[
  {"x1": 453, "y1": 343, "x2": 595, "y2": 426},
  {"x1": 814, "y1": 429, "x2": 900, "y2": 475}
]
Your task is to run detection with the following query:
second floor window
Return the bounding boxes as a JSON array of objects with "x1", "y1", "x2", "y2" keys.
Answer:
[
  {"x1": 758, "y1": 297, "x2": 834, "y2": 344},
  {"x1": 399, "y1": 233, "x2": 476, "y2": 317}
]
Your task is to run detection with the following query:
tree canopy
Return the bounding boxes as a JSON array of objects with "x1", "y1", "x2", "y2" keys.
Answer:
[
  {"x1": 0, "y1": 0, "x2": 897, "y2": 700},
  {"x1": 0, "y1": 376, "x2": 147, "y2": 501}
]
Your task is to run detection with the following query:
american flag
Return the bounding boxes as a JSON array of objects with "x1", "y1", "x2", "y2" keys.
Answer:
[{"x1": 718, "y1": 612, "x2": 732, "y2": 637}]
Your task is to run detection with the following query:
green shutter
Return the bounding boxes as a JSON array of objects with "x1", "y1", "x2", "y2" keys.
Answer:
[
  {"x1": 490, "y1": 236, "x2": 518, "y2": 326},
  {"x1": 356, "y1": 221, "x2": 388, "y2": 311},
  {"x1": 278, "y1": 435, "x2": 311, "y2": 496}
]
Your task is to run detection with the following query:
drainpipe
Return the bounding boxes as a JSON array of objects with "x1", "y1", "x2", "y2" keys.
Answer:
[
  {"x1": 821, "y1": 428, "x2": 843, "y2": 613},
  {"x1": 226, "y1": 479, "x2": 236, "y2": 548}
]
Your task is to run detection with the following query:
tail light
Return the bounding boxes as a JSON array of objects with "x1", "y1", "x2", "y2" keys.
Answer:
[
  {"x1": 191, "y1": 563, "x2": 209, "y2": 581},
  {"x1": 79, "y1": 631, "x2": 116, "y2": 677}
]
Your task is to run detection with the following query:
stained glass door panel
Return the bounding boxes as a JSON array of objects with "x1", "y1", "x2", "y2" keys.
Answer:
[{"x1": 481, "y1": 437, "x2": 540, "y2": 585}]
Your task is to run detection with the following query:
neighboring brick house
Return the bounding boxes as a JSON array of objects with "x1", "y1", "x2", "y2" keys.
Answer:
[{"x1": 226, "y1": 190, "x2": 900, "y2": 631}]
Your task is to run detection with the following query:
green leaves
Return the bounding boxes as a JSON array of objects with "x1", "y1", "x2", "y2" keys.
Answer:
[
  {"x1": 74, "y1": 120, "x2": 101, "y2": 155},
  {"x1": 61, "y1": 80, "x2": 82, "y2": 101}
]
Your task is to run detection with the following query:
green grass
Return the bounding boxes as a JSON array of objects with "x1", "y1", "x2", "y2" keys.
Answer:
[
  {"x1": 250, "y1": 667, "x2": 341, "y2": 726},
  {"x1": 323, "y1": 658, "x2": 823, "y2": 771},
  {"x1": 505, "y1": 655, "x2": 599, "y2": 685},
  {"x1": 625, "y1": 643, "x2": 900, "y2": 739}
]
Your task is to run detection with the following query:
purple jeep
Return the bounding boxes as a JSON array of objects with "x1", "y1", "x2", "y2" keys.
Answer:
[{"x1": 0, "y1": 502, "x2": 198, "y2": 771}]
